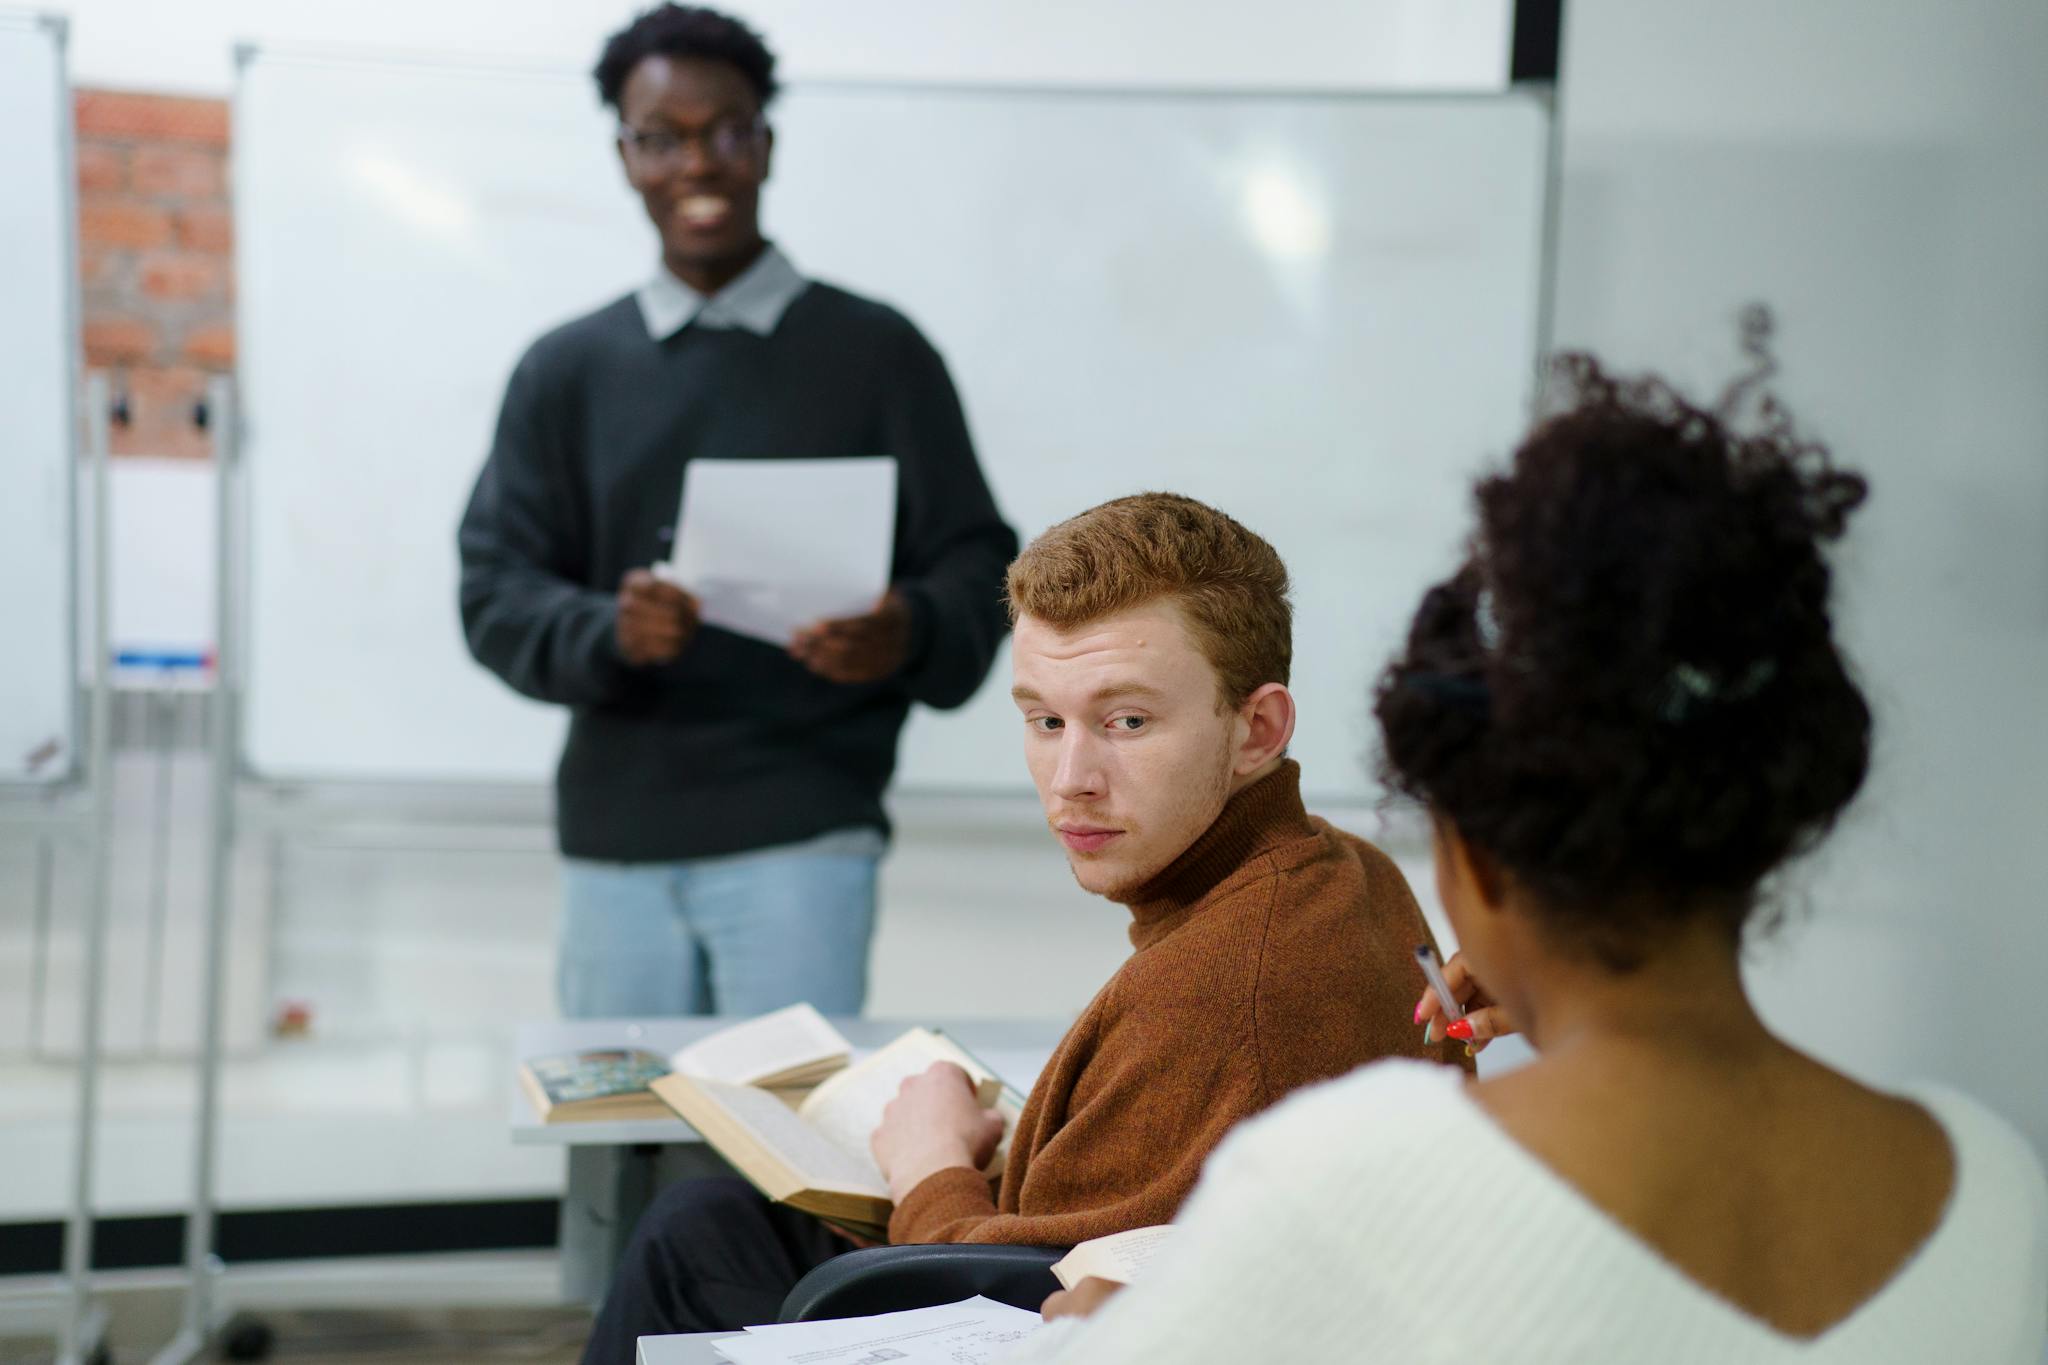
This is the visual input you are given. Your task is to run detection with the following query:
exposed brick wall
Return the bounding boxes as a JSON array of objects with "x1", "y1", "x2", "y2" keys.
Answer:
[{"x1": 75, "y1": 89, "x2": 233, "y2": 459}]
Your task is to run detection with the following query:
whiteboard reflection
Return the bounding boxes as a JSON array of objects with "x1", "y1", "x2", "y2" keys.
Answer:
[{"x1": 344, "y1": 146, "x2": 476, "y2": 245}]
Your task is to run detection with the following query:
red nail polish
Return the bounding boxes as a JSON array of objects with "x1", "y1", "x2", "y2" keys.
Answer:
[
  {"x1": 1413, "y1": 1001, "x2": 1425, "y2": 1024},
  {"x1": 1444, "y1": 1019, "x2": 1474, "y2": 1041}
]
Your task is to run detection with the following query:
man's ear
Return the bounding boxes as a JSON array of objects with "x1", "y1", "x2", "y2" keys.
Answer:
[
  {"x1": 1232, "y1": 682, "x2": 1295, "y2": 776},
  {"x1": 758, "y1": 123, "x2": 775, "y2": 182},
  {"x1": 615, "y1": 131, "x2": 640, "y2": 188}
]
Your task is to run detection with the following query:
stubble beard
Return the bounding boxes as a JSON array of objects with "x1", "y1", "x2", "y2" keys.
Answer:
[{"x1": 1073, "y1": 739, "x2": 1236, "y2": 904}]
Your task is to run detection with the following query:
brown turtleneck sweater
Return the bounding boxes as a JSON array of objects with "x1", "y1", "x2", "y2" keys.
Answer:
[{"x1": 888, "y1": 760, "x2": 1467, "y2": 1247}]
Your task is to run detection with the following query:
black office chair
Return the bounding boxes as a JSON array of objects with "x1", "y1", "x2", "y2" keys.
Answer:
[{"x1": 778, "y1": 1244, "x2": 1065, "y2": 1323}]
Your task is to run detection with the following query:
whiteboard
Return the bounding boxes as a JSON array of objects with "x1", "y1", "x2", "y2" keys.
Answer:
[
  {"x1": 0, "y1": 12, "x2": 76, "y2": 785},
  {"x1": 237, "y1": 49, "x2": 1547, "y2": 799}
]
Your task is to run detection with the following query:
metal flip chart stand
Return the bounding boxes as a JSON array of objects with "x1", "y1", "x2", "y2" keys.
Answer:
[
  {"x1": 57, "y1": 372, "x2": 116, "y2": 1365},
  {"x1": 51, "y1": 377, "x2": 235, "y2": 1365},
  {"x1": 147, "y1": 375, "x2": 238, "y2": 1365}
]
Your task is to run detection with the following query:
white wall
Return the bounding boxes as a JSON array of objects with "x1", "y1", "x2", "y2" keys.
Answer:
[
  {"x1": 1554, "y1": 0, "x2": 2048, "y2": 1153},
  {"x1": 54, "y1": 0, "x2": 1509, "y2": 97}
]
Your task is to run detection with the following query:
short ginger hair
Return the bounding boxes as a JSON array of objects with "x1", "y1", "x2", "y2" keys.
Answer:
[{"x1": 1005, "y1": 493, "x2": 1292, "y2": 710}]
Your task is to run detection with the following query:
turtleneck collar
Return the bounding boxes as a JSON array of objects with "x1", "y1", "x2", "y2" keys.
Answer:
[{"x1": 1120, "y1": 759, "x2": 1314, "y2": 949}]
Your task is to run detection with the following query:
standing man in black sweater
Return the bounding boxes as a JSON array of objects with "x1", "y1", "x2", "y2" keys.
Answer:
[{"x1": 459, "y1": 5, "x2": 1016, "y2": 1020}]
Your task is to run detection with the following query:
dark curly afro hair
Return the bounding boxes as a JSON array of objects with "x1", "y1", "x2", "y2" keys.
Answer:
[
  {"x1": 594, "y1": 5, "x2": 779, "y2": 113},
  {"x1": 1375, "y1": 309, "x2": 1872, "y2": 970}
]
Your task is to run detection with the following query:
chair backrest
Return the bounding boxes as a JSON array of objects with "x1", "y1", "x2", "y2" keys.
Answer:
[{"x1": 779, "y1": 1244, "x2": 1065, "y2": 1323}]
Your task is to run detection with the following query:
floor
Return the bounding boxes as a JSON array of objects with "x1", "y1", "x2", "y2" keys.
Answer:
[{"x1": 0, "y1": 1254, "x2": 587, "y2": 1363}]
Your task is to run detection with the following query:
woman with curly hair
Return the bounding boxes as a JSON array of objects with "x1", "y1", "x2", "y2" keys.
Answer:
[{"x1": 1004, "y1": 328, "x2": 2048, "y2": 1361}]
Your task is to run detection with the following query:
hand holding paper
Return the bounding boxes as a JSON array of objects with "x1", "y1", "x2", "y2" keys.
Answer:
[
  {"x1": 1039, "y1": 1276, "x2": 1125, "y2": 1323},
  {"x1": 789, "y1": 588, "x2": 912, "y2": 683},
  {"x1": 667, "y1": 456, "x2": 898, "y2": 650},
  {"x1": 1039, "y1": 1225, "x2": 1173, "y2": 1324},
  {"x1": 615, "y1": 567, "x2": 700, "y2": 665}
]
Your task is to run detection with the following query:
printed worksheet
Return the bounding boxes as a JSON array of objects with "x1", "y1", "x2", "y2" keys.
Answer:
[{"x1": 711, "y1": 1296, "x2": 1042, "y2": 1365}]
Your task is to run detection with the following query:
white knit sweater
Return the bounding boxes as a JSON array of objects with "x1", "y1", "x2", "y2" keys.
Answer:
[{"x1": 1004, "y1": 1059, "x2": 2048, "y2": 1363}]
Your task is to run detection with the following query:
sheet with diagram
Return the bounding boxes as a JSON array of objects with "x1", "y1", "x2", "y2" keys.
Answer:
[{"x1": 709, "y1": 1295, "x2": 1042, "y2": 1365}]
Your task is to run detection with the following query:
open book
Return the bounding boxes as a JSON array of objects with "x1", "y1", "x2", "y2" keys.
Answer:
[
  {"x1": 650, "y1": 1027, "x2": 1019, "y2": 1241},
  {"x1": 1050, "y1": 1225, "x2": 1175, "y2": 1290},
  {"x1": 668, "y1": 1001, "x2": 853, "y2": 1090},
  {"x1": 520, "y1": 1003, "x2": 852, "y2": 1123}
]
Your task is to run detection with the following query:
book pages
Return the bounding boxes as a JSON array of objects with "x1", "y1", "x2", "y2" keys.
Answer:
[
  {"x1": 669, "y1": 1003, "x2": 852, "y2": 1087},
  {"x1": 681, "y1": 1076, "x2": 890, "y2": 1200},
  {"x1": 798, "y1": 1029, "x2": 1004, "y2": 1162},
  {"x1": 1050, "y1": 1224, "x2": 1176, "y2": 1290}
]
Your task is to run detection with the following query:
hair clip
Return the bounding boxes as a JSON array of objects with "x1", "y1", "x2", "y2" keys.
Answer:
[
  {"x1": 1657, "y1": 659, "x2": 1777, "y2": 722},
  {"x1": 1473, "y1": 587, "x2": 1502, "y2": 653}
]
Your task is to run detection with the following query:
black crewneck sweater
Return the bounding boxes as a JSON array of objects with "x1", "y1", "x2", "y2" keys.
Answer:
[{"x1": 458, "y1": 282, "x2": 1016, "y2": 860}]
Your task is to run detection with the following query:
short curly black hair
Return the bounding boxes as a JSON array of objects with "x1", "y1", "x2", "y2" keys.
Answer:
[
  {"x1": 593, "y1": 4, "x2": 779, "y2": 113},
  {"x1": 1374, "y1": 311, "x2": 1872, "y2": 970}
]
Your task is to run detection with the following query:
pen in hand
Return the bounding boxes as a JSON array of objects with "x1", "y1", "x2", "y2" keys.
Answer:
[{"x1": 1415, "y1": 943, "x2": 1465, "y2": 1046}]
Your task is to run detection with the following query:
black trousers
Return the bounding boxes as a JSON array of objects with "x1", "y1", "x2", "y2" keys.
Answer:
[{"x1": 579, "y1": 1177, "x2": 848, "y2": 1365}]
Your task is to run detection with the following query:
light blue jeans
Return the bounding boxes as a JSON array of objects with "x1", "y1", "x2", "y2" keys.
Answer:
[{"x1": 557, "y1": 826, "x2": 884, "y2": 1019}]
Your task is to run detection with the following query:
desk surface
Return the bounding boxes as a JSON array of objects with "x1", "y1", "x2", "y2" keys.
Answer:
[
  {"x1": 637, "y1": 1331, "x2": 743, "y2": 1364},
  {"x1": 511, "y1": 1016, "x2": 1066, "y2": 1146}
]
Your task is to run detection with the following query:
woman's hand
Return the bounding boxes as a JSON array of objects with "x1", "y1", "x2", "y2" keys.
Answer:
[
  {"x1": 1040, "y1": 1278, "x2": 1125, "y2": 1322},
  {"x1": 1415, "y1": 951, "x2": 1518, "y2": 1054}
]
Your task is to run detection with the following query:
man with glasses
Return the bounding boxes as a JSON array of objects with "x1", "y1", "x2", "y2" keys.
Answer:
[{"x1": 459, "y1": 4, "x2": 1016, "y2": 1020}]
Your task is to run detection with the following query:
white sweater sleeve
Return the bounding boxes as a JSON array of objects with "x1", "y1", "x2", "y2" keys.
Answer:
[{"x1": 998, "y1": 1068, "x2": 1459, "y2": 1364}]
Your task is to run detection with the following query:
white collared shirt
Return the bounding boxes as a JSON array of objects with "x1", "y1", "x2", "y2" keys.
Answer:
[{"x1": 634, "y1": 243, "x2": 808, "y2": 340}]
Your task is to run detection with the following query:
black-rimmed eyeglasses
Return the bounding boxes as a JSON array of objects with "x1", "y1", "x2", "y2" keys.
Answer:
[{"x1": 617, "y1": 115, "x2": 766, "y2": 168}]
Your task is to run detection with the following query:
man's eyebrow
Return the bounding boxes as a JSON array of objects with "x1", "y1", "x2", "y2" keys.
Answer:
[{"x1": 1009, "y1": 682, "x2": 1165, "y2": 705}]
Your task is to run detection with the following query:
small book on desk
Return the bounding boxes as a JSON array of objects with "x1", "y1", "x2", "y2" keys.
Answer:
[
  {"x1": 519, "y1": 1002, "x2": 854, "y2": 1124},
  {"x1": 650, "y1": 1027, "x2": 1018, "y2": 1242}
]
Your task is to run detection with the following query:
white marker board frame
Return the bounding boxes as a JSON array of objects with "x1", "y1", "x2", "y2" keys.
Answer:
[
  {"x1": 234, "y1": 47, "x2": 1551, "y2": 801},
  {"x1": 0, "y1": 10, "x2": 80, "y2": 787}
]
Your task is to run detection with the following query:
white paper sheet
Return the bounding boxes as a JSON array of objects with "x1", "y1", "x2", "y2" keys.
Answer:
[
  {"x1": 712, "y1": 1296, "x2": 1042, "y2": 1365},
  {"x1": 667, "y1": 456, "x2": 898, "y2": 647}
]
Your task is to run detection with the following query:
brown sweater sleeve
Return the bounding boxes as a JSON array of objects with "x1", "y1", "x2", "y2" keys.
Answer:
[
  {"x1": 889, "y1": 1022, "x2": 1264, "y2": 1245},
  {"x1": 887, "y1": 1166, "x2": 1002, "y2": 1243},
  {"x1": 891, "y1": 884, "x2": 1274, "y2": 1248}
]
